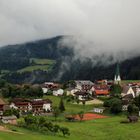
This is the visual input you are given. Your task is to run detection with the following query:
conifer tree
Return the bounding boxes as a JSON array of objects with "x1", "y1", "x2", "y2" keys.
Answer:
[{"x1": 59, "y1": 98, "x2": 65, "y2": 112}]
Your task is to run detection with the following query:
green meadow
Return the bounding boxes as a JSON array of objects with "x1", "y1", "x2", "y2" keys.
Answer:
[
  {"x1": 0, "y1": 116, "x2": 140, "y2": 140},
  {"x1": 18, "y1": 58, "x2": 56, "y2": 72},
  {"x1": 0, "y1": 96, "x2": 140, "y2": 140}
]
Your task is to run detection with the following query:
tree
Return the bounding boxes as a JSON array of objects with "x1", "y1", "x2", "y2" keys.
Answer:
[
  {"x1": 24, "y1": 115, "x2": 37, "y2": 126},
  {"x1": 78, "y1": 111, "x2": 84, "y2": 121},
  {"x1": 60, "y1": 127, "x2": 70, "y2": 136},
  {"x1": 38, "y1": 116, "x2": 46, "y2": 127},
  {"x1": 44, "y1": 122, "x2": 53, "y2": 132},
  {"x1": 52, "y1": 106, "x2": 60, "y2": 121},
  {"x1": 59, "y1": 98, "x2": 65, "y2": 112},
  {"x1": 110, "y1": 98, "x2": 122, "y2": 114},
  {"x1": 127, "y1": 104, "x2": 139, "y2": 115},
  {"x1": 52, "y1": 125, "x2": 60, "y2": 134},
  {"x1": 3, "y1": 108, "x2": 20, "y2": 118},
  {"x1": 110, "y1": 84, "x2": 122, "y2": 97},
  {"x1": 134, "y1": 95, "x2": 140, "y2": 110},
  {"x1": 127, "y1": 104, "x2": 133, "y2": 115}
]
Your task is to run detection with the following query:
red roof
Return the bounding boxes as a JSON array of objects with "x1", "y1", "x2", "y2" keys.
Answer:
[{"x1": 95, "y1": 89, "x2": 109, "y2": 95}]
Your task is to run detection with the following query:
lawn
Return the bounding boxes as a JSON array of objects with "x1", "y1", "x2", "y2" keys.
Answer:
[
  {"x1": 30, "y1": 58, "x2": 56, "y2": 65},
  {"x1": 122, "y1": 80, "x2": 140, "y2": 83},
  {"x1": 1, "y1": 117, "x2": 140, "y2": 140},
  {"x1": 43, "y1": 95, "x2": 95, "y2": 113},
  {"x1": 1, "y1": 96, "x2": 140, "y2": 140},
  {"x1": 17, "y1": 58, "x2": 56, "y2": 72},
  {"x1": 18, "y1": 65, "x2": 51, "y2": 72}
]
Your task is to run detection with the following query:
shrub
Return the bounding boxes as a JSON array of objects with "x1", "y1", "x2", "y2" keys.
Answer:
[
  {"x1": 120, "y1": 120, "x2": 129, "y2": 124},
  {"x1": 128, "y1": 104, "x2": 139, "y2": 115},
  {"x1": 60, "y1": 127, "x2": 70, "y2": 136},
  {"x1": 127, "y1": 104, "x2": 133, "y2": 115},
  {"x1": 110, "y1": 98, "x2": 122, "y2": 114}
]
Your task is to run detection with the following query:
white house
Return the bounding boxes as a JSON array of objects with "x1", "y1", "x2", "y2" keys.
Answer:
[
  {"x1": 74, "y1": 91, "x2": 88, "y2": 101},
  {"x1": 134, "y1": 86, "x2": 140, "y2": 97},
  {"x1": 66, "y1": 87, "x2": 79, "y2": 96},
  {"x1": 2, "y1": 116, "x2": 17, "y2": 125},
  {"x1": 43, "y1": 103, "x2": 51, "y2": 111},
  {"x1": 75, "y1": 80, "x2": 94, "y2": 91},
  {"x1": 42, "y1": 87, "x2": 48, "y2": 94},
  {"x1": 121, "y1": 86, "x2": 135, "y2": 98},
  {"x1": 93, "y1": 108, "x2": 104, "y2": 114},
  {"x1": 53, "y1": 89, "x2": 64, "y2": 96}
]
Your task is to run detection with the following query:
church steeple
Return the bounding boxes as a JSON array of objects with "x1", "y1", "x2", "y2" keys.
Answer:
[{"x1": 114, "y1": 63, "x2": 121, "y2": 84}]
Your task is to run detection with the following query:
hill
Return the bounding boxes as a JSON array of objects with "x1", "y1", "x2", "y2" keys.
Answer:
[{"x1": 0, "y1": 36, "x2": 140, "y2": 83}]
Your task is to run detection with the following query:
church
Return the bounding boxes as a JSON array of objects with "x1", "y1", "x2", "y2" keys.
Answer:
[{"x1": 114, "y1": 63, "x2": 121, "y2": 84}]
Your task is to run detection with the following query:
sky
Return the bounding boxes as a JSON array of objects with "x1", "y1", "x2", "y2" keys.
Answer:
[{"x1": 0, "y1": 0, "x2": 140, "y2": 62}]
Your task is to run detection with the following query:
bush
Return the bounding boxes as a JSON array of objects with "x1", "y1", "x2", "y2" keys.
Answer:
[
  {"x1": 128, "y1": 104, "x2": 139, "y2": 115},
  {"x1": 22, "y1": 115, "x2": 70, "y2": 136},
  {"x1": 110, "y1": 98, "x2": 122, "y2": 114},
  {"x1": 104, "y1": 98, "x2": 121, "y2": 108},
  {"x1": 120, "y1": 120, "x2": 130, "y2": 124},
  {"x1": 60, "y1": 127, "x2": 70, "y2": 136}
]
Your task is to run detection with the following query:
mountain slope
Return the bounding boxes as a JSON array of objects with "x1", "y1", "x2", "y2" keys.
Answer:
[{"x1": 0, "y1": 36, "x2": 140, "y2": 83}]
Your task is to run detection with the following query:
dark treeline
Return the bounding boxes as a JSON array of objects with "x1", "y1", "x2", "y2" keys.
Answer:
[{"x1": 0, "y1": 79, "x2": 43, "y2": 98}]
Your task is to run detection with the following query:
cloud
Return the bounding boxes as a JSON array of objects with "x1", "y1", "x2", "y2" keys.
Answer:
[{"x1": 0, "y1": 0, "x2": 140, "y2": 62}]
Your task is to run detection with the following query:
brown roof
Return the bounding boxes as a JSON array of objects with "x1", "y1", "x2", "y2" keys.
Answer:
[
  {"x1": 31, "y1": 99, "x2": 52, "y2": 105},
  {"x1": 122, "y1": 94, "x2": 133, "y2": 100},
  {"x1": 11, "y1": 98, "x2": 30, "y2": 103},
  {"x1": 0, "y1": 98, "x2": 6, "y2": 105},
  {"x1": 122, "y1": 86, "x2": 130, "y2": 93},
  {"x1": 74, "y1": 91, "x2": 88, "y2": 96},
  {"x1": 14, "y1": 102, "x2": 29, "y2": 106}
]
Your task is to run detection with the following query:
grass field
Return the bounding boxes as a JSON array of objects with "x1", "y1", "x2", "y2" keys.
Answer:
[
  {"x1": 122, "y1": 80, "x2": 140, "y2": 83},
  {"x1": 43, "y1": 95, "x2": 96, "y2": 114},
  {"x1": 0, "y1": 116, "x2": 140, "y2": 140},
  {"x1": 18, "y1": 65, "x2": 51, "y2": 72},
  {"x1": 0, "y1": 96, "x2": 140, "y2": 140},
  {"x1": 18, "y1": 58, "x2": 56, "y2": 72},
  {"x1": 30, "y1": 58, "x2": 56, "y2": 65}
]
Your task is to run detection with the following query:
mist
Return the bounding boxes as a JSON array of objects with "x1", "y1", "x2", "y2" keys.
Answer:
[{"x1": 0, "y1": 0, "x2": 140, "y2": 62}]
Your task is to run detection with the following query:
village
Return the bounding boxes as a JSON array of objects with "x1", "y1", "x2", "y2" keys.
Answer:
[{"x1": 0, "y1": 63, "x2": 140, "y2": 127}]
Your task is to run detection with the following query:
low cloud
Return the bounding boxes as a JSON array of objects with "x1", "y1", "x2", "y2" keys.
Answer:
[{"x1": 0, "y1": 0, "x2": 140, "y2": 63}]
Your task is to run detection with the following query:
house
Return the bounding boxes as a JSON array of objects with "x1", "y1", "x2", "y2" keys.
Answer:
[
  {"x1": 42, "y1": 87, "x2": 48, "y2": 94},
  {"x1": 132, "y1": 86, "x2": 140, "y2": 97},
  {"x1": 1, "y1": 115, "x2": 17, "y2": 125},
  {"x1": 10, "y1": 98, "x2": 52, "y2": 114},
  {"x1": 95, "y1": 80, "x2": 108, "y2": 85},
  {"x1": 44, "y1": 82, "x2": 60, "y2": 90},
  {"x1": 10, "y1": 98, "x2": 32, "y2": 112},
  {"x1": 53, "y1": 88, "x2": 64, "y2": 96},
  {"x1": 66, "y1": 87, "x2": 79, "y2": 96},
  {"x1": 122, "y1": 94, "x2": 134, "y2": 111},
  {"x1": 93, "y1": 108, "x2": 104, "y2": 113},
  {"x1": 94, "y1": 85, "x2": 109, "y2": 96},
  {"x1": 31, "y1": 99, "x2": 52, "y2": 113},
  {"x1": 75, "y1": 80, "x2": 94, "y2": 91},
  {"x1": 0, "y1": 98, "x2": 6, "y2": 115},
  {"x1": 74, "y1": 91, "x2": 89, "y2": 101},
  {"x1": 121, "y1": 86, "x2": 135, "y2": 98}
]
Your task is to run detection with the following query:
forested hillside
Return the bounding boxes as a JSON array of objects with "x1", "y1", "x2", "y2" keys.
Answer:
[{"x1": 0, "y1": 36, "x2": 140, "y2": 84}]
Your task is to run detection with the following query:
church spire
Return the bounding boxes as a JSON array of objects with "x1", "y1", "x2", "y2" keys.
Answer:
[{"x1": 114, "y1": 63, "x2": 121, "y2": 84}]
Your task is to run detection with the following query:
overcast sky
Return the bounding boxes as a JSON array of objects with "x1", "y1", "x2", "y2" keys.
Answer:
[{"x1": 0, "y1": 0, "x2": 140, "y2": 61}]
